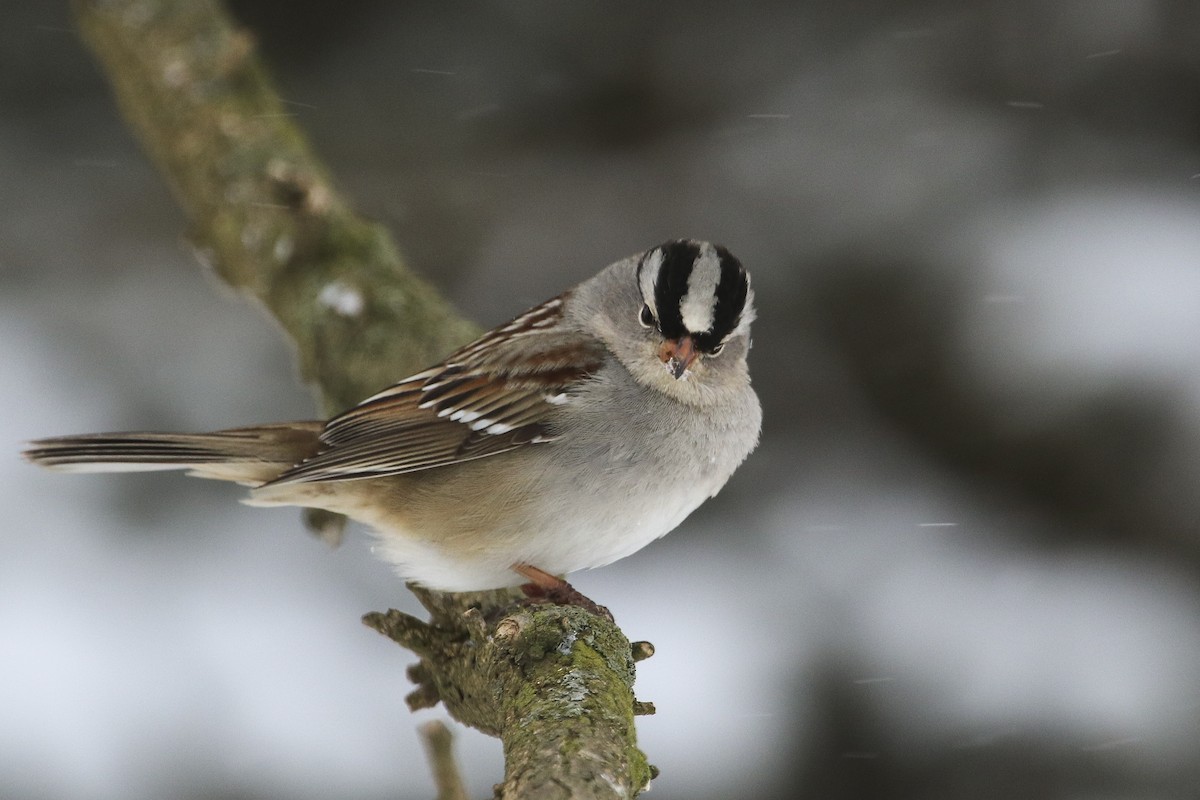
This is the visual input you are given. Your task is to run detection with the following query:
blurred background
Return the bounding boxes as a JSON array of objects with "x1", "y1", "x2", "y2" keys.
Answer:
[{"x1": 4, "y1": 1, "x2": 1200, "y2": 798}]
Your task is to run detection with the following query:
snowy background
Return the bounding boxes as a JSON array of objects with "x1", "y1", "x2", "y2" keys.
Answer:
[{"x1": 5, "y1": 1, "x2": 1200, "y2": 798}]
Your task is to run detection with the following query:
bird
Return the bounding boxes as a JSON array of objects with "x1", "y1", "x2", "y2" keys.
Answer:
[{"x1": 24, "y1": 240, "x2": 762, "y2": 611}]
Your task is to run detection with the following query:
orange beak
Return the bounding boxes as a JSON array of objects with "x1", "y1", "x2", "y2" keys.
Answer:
[{"x1": 658, "y1": 335, "x2": 699, "y2": 380}]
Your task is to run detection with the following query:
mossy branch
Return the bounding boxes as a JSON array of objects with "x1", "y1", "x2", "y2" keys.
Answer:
[
  {"x1": 73, "y1": 1, "x2": 653, "y2": 796},
  {"x1": 368, "y1": 587, "x2": 656, "y2": 798},
  {"x1": 74, "y1": 0, "x2": 476, "y2": 412}
]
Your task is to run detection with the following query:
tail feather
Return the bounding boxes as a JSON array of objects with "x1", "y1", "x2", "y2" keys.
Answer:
[{"x1": 23, "y1": 422, "x2": 323, "y2": 485}]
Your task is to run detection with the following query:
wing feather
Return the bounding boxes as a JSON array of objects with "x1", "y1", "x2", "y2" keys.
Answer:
[{"x1": 267, "y1": 294, "x2": 606, "y2": 485}]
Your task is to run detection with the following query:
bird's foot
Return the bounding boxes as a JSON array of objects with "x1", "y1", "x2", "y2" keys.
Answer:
[{"x1": 513, "y1": 563, "x2": 613, "y2": 622}]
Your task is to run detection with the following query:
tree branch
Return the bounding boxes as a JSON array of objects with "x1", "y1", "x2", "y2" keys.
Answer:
[
  {"x1": 74, "y1": 0, "x2": 477, "y2": 412},
  {"x1": 420, "y1": 720, "x2": 470, "y2": 800},
  {"x1": 73, "y1": 1, "x2": 654, "y2": 796},
  {"x1": 368, "y1": 588, "x2": 656, "y2": 798}
]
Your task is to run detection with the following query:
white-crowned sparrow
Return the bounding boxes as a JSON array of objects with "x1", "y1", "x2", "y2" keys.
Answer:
[{"x1": 25, "y1": 240, "x2": 761, "y2": 599}]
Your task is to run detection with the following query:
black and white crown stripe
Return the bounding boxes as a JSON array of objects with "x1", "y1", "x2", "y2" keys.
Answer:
[
  {"x1": 679, "y1": 244, "x2": 723, "y2": 333},
  {"x1": 636, "y1": 239, "x2": 751, "y2": 353},
  {"x1": 637, "y1": 248, "x2": 665, "y2": 321}
]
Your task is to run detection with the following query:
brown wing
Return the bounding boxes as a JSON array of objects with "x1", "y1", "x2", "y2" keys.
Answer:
[{"x1": 267, "y1": 295, "x2": 606, "y2": 484}]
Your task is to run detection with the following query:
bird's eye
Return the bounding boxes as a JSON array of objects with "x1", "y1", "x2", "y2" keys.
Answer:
[
  {"x1": 639, "y1": 304, "x2": 656, "y2": 328},
  {"x1": 710, "y1": 342, "x2": 725, "y2": 356}
]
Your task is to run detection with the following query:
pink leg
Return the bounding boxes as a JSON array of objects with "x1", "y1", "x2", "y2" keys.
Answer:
[{"x1": 512, "y1": 564, "x2": 613, "y2": 622}]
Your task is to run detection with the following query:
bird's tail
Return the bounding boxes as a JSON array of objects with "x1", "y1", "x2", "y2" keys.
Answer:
[{"x1": 22, "y1": 422, "x2": 324, "y2": 486}]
